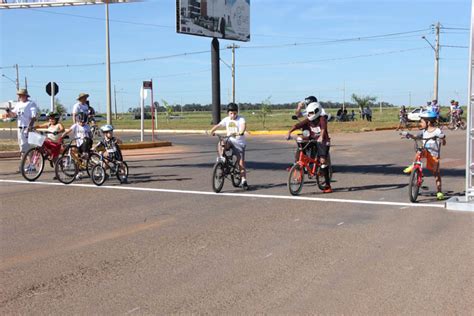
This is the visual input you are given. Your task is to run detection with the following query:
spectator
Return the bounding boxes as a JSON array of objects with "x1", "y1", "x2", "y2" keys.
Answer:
[
  {"x1": 72, "y1": 93, "x2": 89, "y2": 124},
  {"x1": 365, "y1": 106, "x2": 372, "y2": 122}
]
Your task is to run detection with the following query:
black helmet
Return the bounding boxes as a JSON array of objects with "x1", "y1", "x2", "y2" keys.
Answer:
[
  {"x1": 304, "y1": 96, "x2": 318, "y2": 106},
  {"x1": 76, "y1": 112, "x2": 86, "y2": 123},
  {"x1": 227, "y1": 102, "x2": 238, "y2": 112}
]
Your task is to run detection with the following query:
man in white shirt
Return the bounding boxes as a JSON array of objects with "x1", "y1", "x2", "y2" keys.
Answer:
[
  {"x1": 72, "y1": 93, "x2": 90, "y2": 124},
  {"x1": 5, "y1": 89, "x2": 39, "y2": 157}
]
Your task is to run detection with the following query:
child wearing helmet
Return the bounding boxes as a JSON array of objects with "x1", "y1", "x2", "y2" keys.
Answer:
[
  {"x1": 286, "y1": 102, "x2": 333, "y2": 193},
  {"x1": 402, "y1": 110, "x2": 446, "y2": 200},
  {"x1": 94, "y1": 124, "x2": 123, "y2": 162},
  {"x1": 209, "y1": 103, "x2": 248, "y2": 189}
]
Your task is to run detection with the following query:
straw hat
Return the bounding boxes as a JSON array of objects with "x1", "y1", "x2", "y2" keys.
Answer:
[
  {"x1": 77, "y1": 93, "x2": 89, "y2": 100},
  {"x1": 16, "y1": 88, "x2": 30, "y2": 97}
]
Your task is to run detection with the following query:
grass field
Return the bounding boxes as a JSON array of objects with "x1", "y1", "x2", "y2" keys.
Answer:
[{"x1": 1, "y1": 106, "x2": 458, "y2": 134}]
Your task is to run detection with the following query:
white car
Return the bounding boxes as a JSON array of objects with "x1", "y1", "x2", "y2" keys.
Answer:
[{"x1": 407, "y1": 108, "x2": 422, "y2": 122}]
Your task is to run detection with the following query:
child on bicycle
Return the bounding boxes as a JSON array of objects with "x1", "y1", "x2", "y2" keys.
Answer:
[
  {"x1": 61, "y1": 112, "x2": 92, "y2": 172},
  {"x1": 209, "y1": 103, "x2": 248, "y2": 189},
  {"x1": 402, "y1": 110, "x2": 446, "y2": 200},
  {"x1": 286, "y1": 102, "x2": 332, "y2": 193},
  {"x1": 93, "y1": 124, "x2": 123, "y2": 162}
]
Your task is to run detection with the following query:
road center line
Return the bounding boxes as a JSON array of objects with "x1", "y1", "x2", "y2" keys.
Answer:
[{"x1": 0, "y1": 179, "x2": 445, "y2": 209}]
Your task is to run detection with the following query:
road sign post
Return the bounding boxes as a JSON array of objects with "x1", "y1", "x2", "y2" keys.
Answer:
[{"x1": 46, "y1": 82, "x2": 59, "y2": 112}]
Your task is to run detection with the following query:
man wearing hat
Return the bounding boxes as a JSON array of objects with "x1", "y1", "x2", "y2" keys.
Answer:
[
  {"x1": 72, "y1": 93, "x2": 89, "y2": 124},
  {"x1": 5, "y1": 89, "x2": 39, "y2": 158}
]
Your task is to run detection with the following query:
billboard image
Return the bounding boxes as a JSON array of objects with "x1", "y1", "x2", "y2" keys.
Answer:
[{"x1": 176, "y1": 0, "x2": 250, "y2": 42}]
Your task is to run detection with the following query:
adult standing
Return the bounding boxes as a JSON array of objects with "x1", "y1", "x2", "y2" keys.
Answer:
[
  {"x1": 5, "y1": 89, "x2": 39, "y2": 159},
  {"x1": 365, "y1": 106, "x2": 372, "y2": 122},
  {"x1": 72, "y1": 93, "x2": 90, "y2": 124}
]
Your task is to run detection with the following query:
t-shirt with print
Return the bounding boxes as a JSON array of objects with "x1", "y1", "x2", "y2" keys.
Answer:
[
  {"x1": 417, "y1": 128, "x2": 443, "y2": 158},
  {"x1": 291, "y1": 116, "x2": 330, "y2": 144},
  {"x1": 219, "y1": 116, "x2": 246, "y2": 147},
  {"x1": 70, "y1": 123, "x2": 91, "y2": 146},
  {"x1": 98, "y1": 137, "x2": 122, "y2": 161},
  {"x1": 12, "y1": 100, "x2": 38, "y2": 128}
]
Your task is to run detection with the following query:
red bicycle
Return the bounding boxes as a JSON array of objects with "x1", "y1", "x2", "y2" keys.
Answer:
[
  {"x1": 287, "y1": 132, "x2": 332, "y2": 196},
  {"x1": 401, "y1": 132, "x2": 444, "y2": 202},
  {"x1": 20, "y1": 130, "x2": 65, "y2": 181}
]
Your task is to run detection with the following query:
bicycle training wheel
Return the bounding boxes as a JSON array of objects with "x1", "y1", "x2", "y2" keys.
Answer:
[
  {"x1": 212, "y1": 162, "x2": 225, "y2": 193},
  {"x1": 91, "y1": 164, "x2": 107, "y2": 186},
  {"x1": 21, "y1": 147, "x2": 45, "y2": 182},
  {"x1": 288, "y1": 164, "x2": 304, "y2": 196},
  {"x1": 230, "y1": 155, "x2": 242, "y2": 187},
  {"x1": 86, "y1": 152, "x2": 101, "y2": 177},
  {"x1": 55, "y1": 155, "x2": 78, "y2": 184},
  {"x1": 116, "y1": 161, "x2": 129, "y2": 184},
  {"x1": 408, "y1": 168, "x2": 421, "y2": 202}
]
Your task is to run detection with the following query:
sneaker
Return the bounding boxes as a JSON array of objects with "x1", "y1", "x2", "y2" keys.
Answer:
[
  {"x1": 75, "y1": 171, "x2": 84, "y2": 180},
  {"x1": 436, "y1": 192, "x2": 444, "y2": 200},
  {"x1": 322, "y1": 186, "x2": 333, "y2": 193},
  {"x1": 241, "y1": 180, "x2": 249, "y2": 190},
  {"x1": 403, "y1": 165, "x2": 414, "y2": 174},
  {"x1": 216, "y1": 156, "x2": 225, "y2": 163}
]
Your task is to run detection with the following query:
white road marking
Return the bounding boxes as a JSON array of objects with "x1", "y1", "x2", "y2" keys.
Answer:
[
  {"x1": 264, "y1": 253, "x2": 273, "y2": 258},
  {"x1": 337, "y1": 222, "x2": 344, "y2": 226},
  {"x1": 0, "y1": 179, "x2": 445, "y2": 209}
]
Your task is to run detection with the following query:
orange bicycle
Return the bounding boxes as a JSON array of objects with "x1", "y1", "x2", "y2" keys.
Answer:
[{"x1": 287, "y1": 131, "x2": 332, "y2": 195}]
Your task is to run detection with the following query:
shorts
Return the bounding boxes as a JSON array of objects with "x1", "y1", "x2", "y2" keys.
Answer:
[
  {"x1": 17, "y1": 128, "x2": 29, "y2": 153},
  {"x1": 78, "y1": 137, "x2": 92, "y2": 154},
  {"x1": 421, "y1": 151, "x2": 440, "y2": 173},
  {"x1": 316, "y1": 142, "x2": 330, "y2": 158},
  {"x1": 228, "y1": 138, "x2": 246, "y2": 161}
]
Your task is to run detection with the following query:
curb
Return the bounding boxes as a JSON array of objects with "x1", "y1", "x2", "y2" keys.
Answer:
[
  {"x1": 121, "y1": 141, "x2": 172, "y2": 150},
  {"x1": 0, "y1": 151, "x2": 19, "y2": 158}
]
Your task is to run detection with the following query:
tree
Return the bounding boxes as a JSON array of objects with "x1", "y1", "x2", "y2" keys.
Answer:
[
  {"x1": 258, "y1": 96, "x2": 272, "y2": 129},
  {"x1": 55, "y1": 98, "x2": 66, "y2": 115},
  {"x1": 351, "y1": 94, "x2": 377, "y2": 115}
]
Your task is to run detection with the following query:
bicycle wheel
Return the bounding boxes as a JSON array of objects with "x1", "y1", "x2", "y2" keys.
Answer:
[
  {"x1": 288, "y1": 164, "x2": 304, "y2": 196},
  {"x1": 55, "y1": 155, "x2": 78, "y2": 184},
  {"x1": 447, "y1": 121, "x2": 455, "y2": 130},
  {"x1": 115, "y1": 161, "x2": 129, "y2": 184},
  {"x1": 408, "y1": 168, "x2": 421, "y2": 202},
  {"x1": 21, "y1": 147, "x2": 45, "y2": 181},
  {"x1": 315, "y1": 165, "x2": 330, "y2": 190},
  {"x1": 230, "y1": 155, "x2": 242, "y2": 187},
  {"x1": 86, "y1": 152, "x2": 101, "y2": 177},
  {"x1": 212, "y1": 162, "x2": 225, "y2": 193},
  {"x1": 91, "y1": 164, "x2": 107, "y2": 186},
  {"x1": 459, "y1": 121, "x2": 467, "y2": 130}
]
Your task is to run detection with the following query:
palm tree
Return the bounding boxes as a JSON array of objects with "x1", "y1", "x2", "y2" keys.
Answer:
[{"x1": 351, "y1": 94, "x2": 377, "y2": 117}]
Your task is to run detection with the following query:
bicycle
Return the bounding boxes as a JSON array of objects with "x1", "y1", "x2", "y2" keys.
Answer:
[
  {"x1": 287, "y1": 131, "x2": 333, "y2": 196},
  {"x1": 401, "y1": 132, "x2": 444, "y2": 202},
  {"x1": 20, "y1": 130, "x2": 65, "y2": 181},
  {"x1": 211, "y1": 135, "x2": 246, "y2": 193},
  {"x1": 447, "y1": 111, "x2": 466, "y2": 130},
  {"x1": 90, "y1": 150, "x2": 129, "y2": 186},
  {"x1": 89, "y1": 118, "x2": 102, "y2": 139},
  {"x1": 54, "y1": 137, "x2": 98, "y2": 184}
]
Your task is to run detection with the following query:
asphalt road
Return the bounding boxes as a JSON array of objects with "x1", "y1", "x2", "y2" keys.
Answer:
[{"x1": 0, "y1": 129, "x2": 472, "y2": 314}]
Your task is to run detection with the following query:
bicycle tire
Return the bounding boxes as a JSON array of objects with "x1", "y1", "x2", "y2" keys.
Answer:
[
  {"x1": 408, "y1": 168, "x2": 421, "y2": 202},
  {"x1": 459, "y1": 121, "x2": 467, "y2": 130},
  {"x1": 230, "y1": 155, "x2": 242, "y2": 187},
  {"x1": 55, "y1": 155, "x2": 78, "y2": 184},
  {"x1": 21, "y1": 147, "x2": 45, "y2": 182},
  {"x1": 212, "y1": 162, "x2": 225, "y2": 193},
  {"x1": 115, "y1": 161, "x2": 129, "y2": 184},
  {"x1": 288, "y1": 164, "x2": 304, "y2": 196},
  {"x1": 91, "y1": 164, "x2": 107, "y2": 186},
  {"x1": 86, "y1": 152, "x2": 101, "y2": 177}
]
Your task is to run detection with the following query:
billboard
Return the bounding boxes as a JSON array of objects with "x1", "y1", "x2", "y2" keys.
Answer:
[{"x1": 176, "y1": 0, "x2": 250, "y2": 42}]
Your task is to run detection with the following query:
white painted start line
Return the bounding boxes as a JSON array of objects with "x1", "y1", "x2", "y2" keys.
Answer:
[{"x1": 0, "y1": 179, "x2": 445, "y2": 209}]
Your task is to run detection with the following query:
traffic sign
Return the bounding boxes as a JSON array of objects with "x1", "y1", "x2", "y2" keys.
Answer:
[
  {"x1": 143, "y1": 81, "x2": 152, "y2": 89},
  {"x1": 46, "y1": 82, "x2": 59, "y2": 96}
]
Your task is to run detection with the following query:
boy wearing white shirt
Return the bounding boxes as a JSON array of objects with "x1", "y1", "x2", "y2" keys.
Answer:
[
  {"x1": 5, "y1": 89, "x2": 39, "y2": 158},
  {"x1": 210, "y1": 103, "x2": 248, "y2": 189},
  {"x1": 62, "y1": 113, "x2": 92, "y2": 157}
]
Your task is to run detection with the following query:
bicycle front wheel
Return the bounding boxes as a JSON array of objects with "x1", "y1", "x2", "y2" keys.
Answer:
[
  {"x1": 91, "y1": 164, "x2": 107, "y2": 186},
  {"x1": 116, "y1": 161, "x2": 129, "y2": 184},
  {"x1": 408, "y1": 168, "x2": 421, "y2": 202},
  {"x1": 288, "y1": 164, "x2": 304, "y2": 196},
  {"x1": 86, "y1": 152, "x2": 101, "y2": 177},
  {"x1": 21, "y1": 147, "x2": 45, "y2": 181},
  {"x1": 55, "y1": 155, "x2": 78, "y2": 184},
  {"x1": 212, "y1": 162, "x2": 225, "y2": 193}
]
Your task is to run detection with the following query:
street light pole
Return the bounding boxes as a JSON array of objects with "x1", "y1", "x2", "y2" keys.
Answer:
[
  {"x1": 15, "y1": 64, "x2": 19, "y2": 90},
  {"x1": 105, "y1": 0, "x2": 112, "y2": 124}
]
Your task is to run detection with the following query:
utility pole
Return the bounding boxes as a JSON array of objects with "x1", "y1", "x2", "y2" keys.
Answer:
[
  {"x1": 15, "y1": 64, "x2": 19, "y2": 90},
  {"x1": 114, "y1": 84, "x2": 117, "y2": 120},
  {"x1": 422, "y1": 22, "x2": 440, "y2": 101},
  {"x1": 342, "y1": 81, "x2": 346, "y2": 111},
  {"x1": 105, "y1": 0, "x2": 112, "y2": 125},
  {"x1": 227, "y1": 43, "x2": 240, "y2": 104},
  {"x1": 24, "y1": 77, "x2": 28, "y2": 90},
  {"x1": 409, "y1": 91, "x2": 412, "y2": 108}
]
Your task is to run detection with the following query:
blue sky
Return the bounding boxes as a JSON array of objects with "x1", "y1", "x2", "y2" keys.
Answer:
[{"x1": 0, "y1": 0, "x2": 471, "y2": 113}]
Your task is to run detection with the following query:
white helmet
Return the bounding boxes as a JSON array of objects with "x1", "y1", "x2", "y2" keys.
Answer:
[{"x1": 306, "y1": 102, "x2": 322, "y2": 121}]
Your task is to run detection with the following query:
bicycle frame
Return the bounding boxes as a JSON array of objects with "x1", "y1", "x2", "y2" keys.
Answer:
[{"x1": 295, "y1": 139, "x2": 319, "y2": 177}]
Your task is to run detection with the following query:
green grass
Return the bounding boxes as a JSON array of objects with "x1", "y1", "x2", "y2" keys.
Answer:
[{"x1": 0, "y1": 107, "x2": 456, "y2": 133}]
